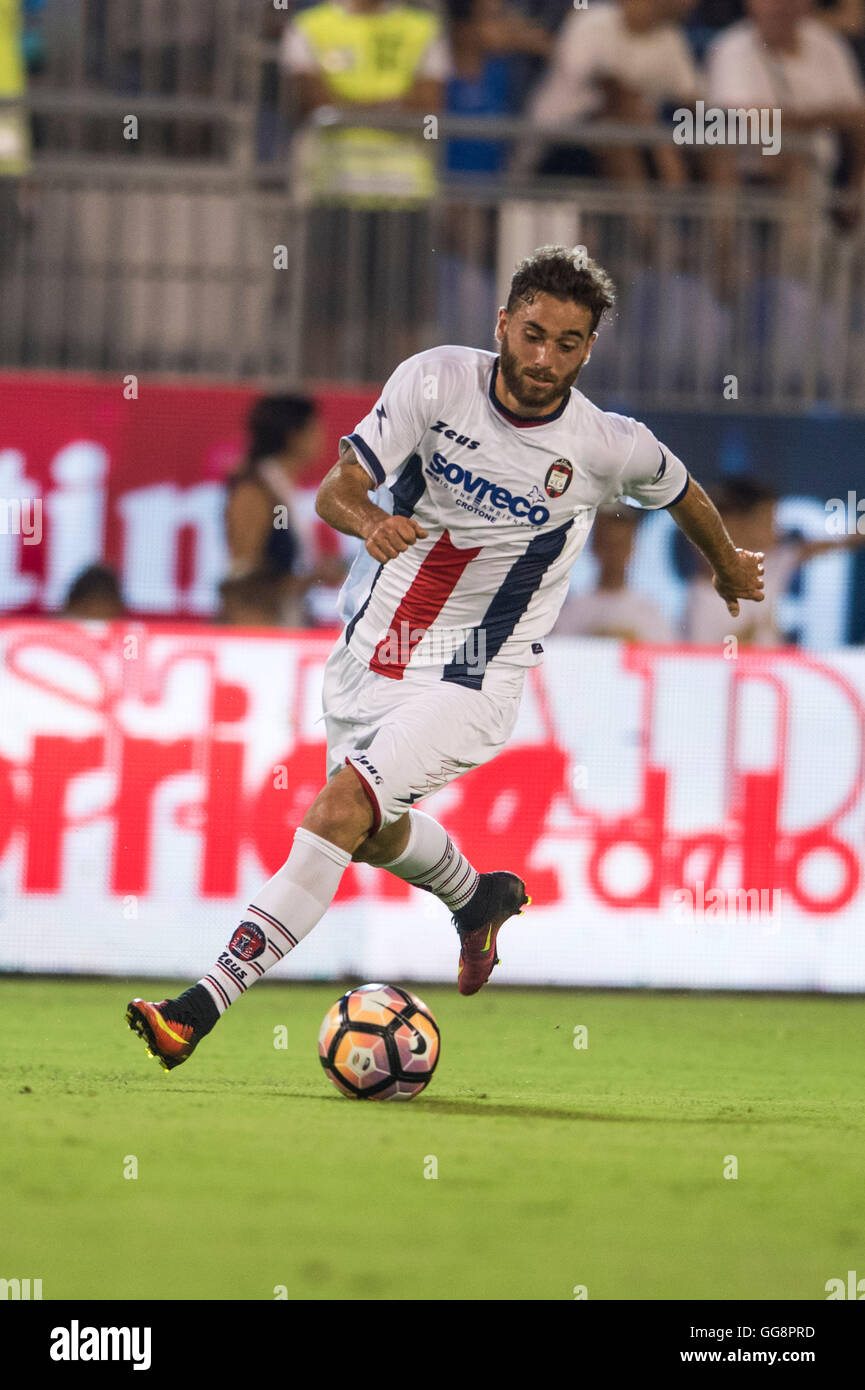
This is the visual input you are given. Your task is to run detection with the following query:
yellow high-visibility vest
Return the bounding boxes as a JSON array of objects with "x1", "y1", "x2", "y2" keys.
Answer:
[
  {"x1": 0, "y1": 0, "x2": 29, "y2": 175},
  {"x1": 294, "y1": 2, "x2": 439, "y2": 206}
]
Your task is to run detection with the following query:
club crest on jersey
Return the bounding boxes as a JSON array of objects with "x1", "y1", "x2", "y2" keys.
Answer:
[
  {"x1": 545, "y1": 459, "x2": 573, "y2": 498},
  {"x1": 229, "y1": 921, "x2": 267, "y2": 962}
]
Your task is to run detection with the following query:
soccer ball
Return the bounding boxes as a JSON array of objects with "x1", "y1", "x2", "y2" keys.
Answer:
[{"x1": 318, "y1": 983, "x2": 441, "y2": 1100}]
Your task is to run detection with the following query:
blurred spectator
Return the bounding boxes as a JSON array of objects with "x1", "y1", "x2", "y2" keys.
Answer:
[
  {"x1": 518, "y1": 0, "x2": 700, "y2": 184},
  {"x1": 0, "y1": 0, "x2": 27, "y2": 288},
  {"x1": 63, "y1": 565, "x2": 126, "y2": 619},
  {"x1": 685, "y1": 476, "x2": 865, "y2": 646},
  {"x1": 704, "y1": 0, "x2": 865, "y2": 222},
  {"x1": 444, "y1": 0, "x2": 552, "y2": 173},
  {"x1": 554, "y1": 505, "x2": 675, "y2": 641},
  {"x1": 282, "y1": 0, "x2": 449, "y2": 205},
  {"x1": 494, "y1": 0, "x2": 572, "y2": 111},
  {"x1": 224, "y1": 395, "x2": 344, "y2": 629},
  {"x1": 281, "y1": 0, "x2": 449, "y2": 361},
  {"x1": 217, "y1": 574, "x2": 284, "y2": 628}
]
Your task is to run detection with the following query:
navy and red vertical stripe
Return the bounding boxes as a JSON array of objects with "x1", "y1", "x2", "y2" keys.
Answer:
[
  {"x1": 369, "y1": 529, "x2": 481, "y2": 679},
  {"x1": 443, "y1": 519, "x2": 574, "y2": 689}
]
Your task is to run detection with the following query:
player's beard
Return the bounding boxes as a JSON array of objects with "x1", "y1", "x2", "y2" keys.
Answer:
[{"x1": 498, "y1": 331, "x2": 585, "y2": 413}]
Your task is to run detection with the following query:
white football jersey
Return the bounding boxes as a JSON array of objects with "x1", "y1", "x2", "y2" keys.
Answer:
[{"x1": 338, "y1": 345, "x2": 689, "y2": 686}]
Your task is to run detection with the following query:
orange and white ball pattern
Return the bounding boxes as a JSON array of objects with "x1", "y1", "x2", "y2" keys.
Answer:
[{"x1": 318, "y1": 983, "x2": 440, "y2": 1100}]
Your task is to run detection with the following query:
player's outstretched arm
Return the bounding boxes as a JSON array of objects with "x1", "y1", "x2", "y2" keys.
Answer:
[
  {"x1": 315, "y1": 443, "x2": 427, "y2": 563},
  {"x1": 668, "y1": 478, "x2": 765, "y2": 618}
]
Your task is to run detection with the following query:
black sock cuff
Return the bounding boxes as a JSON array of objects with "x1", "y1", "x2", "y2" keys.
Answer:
[{"x1": 179, "y1": 982, "x2": 220, "y2": 1034}]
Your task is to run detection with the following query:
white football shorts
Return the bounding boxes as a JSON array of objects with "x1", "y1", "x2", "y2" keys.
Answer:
[{"x1": 322, "y1": 639, "x2": 525, "y2": 831}]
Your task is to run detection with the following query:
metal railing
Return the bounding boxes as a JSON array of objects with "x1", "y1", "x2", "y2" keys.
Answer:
[
  {"x1": 2, "y1": 92, "x2": 864, "y2": 410},
  {"x1": 31, "y1": 0, "x2": 245, "y2": 95}
]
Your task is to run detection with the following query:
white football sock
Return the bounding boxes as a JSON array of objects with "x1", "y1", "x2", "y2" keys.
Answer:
[
  {"x1": 200, "y1": 827, "x2": 352, "y2": 1014},
  {"x1": 379, "y1": 810, "x2": 479, "y2": 913}
]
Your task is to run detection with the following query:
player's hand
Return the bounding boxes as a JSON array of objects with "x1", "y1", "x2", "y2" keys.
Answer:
[
  {"x1": 364, "y1": 514, "x2": 428, "y2": 563},
  {"x1": 712, "y1": 549, "x2": 765, "y2": 617}
]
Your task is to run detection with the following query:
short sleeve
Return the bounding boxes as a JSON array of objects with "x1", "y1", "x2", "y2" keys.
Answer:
[
  {"x1": 706, "y1": 31, "x2": 775, "y2": 108},
  {"x1": 341, "y1": 353, "x2": 432, "y2": 487},
  {"x1": 417, "y1": 34, "x2": 452, "y2": 82},
  {"x1": 616, "y1": 420, "x2": 689, "y2": 509},
  {"x1": 280, "y1": 24, "x2": 318, "y2": 74}
]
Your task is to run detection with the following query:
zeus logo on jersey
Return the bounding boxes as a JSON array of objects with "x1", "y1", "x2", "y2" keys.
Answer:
[
  {"x1": 352, "y1": 753, "x2": 384, "y2": 785},
  {"x1": 429, "y1": 420, "x2": 481, "y2": 449},
  {"x1": 427, "y1": 452, "x2": 551, "y2": 525}
]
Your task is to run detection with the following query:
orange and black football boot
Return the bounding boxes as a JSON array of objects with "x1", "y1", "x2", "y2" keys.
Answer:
[
  {"x1": 126, "y1": 985, "x2": 219, "y2": 1071},
  {"x1": 454, "y1": 871, "x2": 530, "y2": 996}
]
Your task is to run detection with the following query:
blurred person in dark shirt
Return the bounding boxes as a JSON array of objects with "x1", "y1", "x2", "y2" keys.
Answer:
[
  {"x1": 224, "y1": 395, "x2": 343, "y2": 628},
  {"x1": 63, "y1": 564, "x2": 126, "y2": 620},
  {"x1": 445, "y1": 0, "x2": 552, "y2": 172}
]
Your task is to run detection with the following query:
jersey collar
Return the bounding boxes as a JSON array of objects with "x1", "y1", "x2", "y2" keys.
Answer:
[{"x1": 488, "y1": 358, "x2": 570, "y2": 428}]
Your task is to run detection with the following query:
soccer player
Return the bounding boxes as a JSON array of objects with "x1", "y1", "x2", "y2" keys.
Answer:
[{"x1": 127, "y1": 246, "x2": 765, "y2": 1070}]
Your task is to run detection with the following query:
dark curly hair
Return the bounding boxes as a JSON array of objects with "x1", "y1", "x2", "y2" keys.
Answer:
[{"x1": 506, "y1": 246, "x2": 616, "y2": 335}]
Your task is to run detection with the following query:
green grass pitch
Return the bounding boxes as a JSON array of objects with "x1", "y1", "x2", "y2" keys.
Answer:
[{"x1": 2, "y1": 977, "x2": 863, "y2": 1301}]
